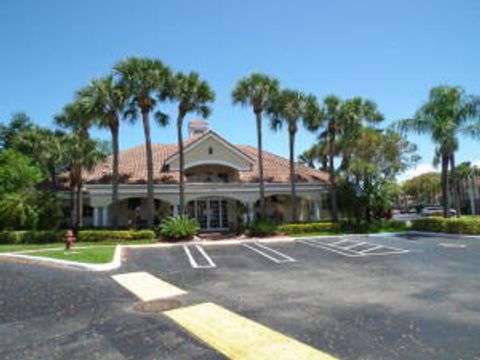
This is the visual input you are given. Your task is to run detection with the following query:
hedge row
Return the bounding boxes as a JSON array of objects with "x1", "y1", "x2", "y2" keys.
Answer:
[
  {"x1": 412, "y1": 217, "x2": 480, "y2": 235},
  {"x1": 339, "y1": 219, "x2": 407, "y2": 233},
  {"x1": 0, "y1": 230, "x2": 66, "y2": 244},
  {"x1": 0, "y1": 230, "x2": 157, "y2": 244},
  {"x1": 76, "y1": 230, "x2": 156, "y2": 242},
  {"x1": 278, "y1": 222, "x2": 341, "y2": 234}
]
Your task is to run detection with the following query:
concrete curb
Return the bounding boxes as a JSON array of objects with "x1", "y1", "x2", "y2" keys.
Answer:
[
  {"x1": 405, "y1": 230, "x2": 480, "y2": 240},
  {"x1": 2, "y1": 230, "x2": 476, "y2": 271},
  {"x1": 0, "y1": 245, "x2": 124, "y2": 271}
]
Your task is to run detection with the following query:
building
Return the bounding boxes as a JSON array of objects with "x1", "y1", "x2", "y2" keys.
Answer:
[{"x1": 60, "y1": 120, "x2": 331, "y2": 231}]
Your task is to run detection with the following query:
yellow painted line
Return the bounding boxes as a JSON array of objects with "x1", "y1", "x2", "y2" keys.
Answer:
[
  {"x1": 164, "y1": 302, "x2": 338, "y2": 360},
  {"x1": 111, "y1": 272, "x2": 186, "y2": 301}
]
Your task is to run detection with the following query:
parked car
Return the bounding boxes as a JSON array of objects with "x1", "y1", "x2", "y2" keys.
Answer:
[{"x1": 420, "y1": 207, "x2": 457, "y2": 217}]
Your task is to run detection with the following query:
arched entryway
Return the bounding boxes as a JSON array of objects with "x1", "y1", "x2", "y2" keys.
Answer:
[
  {"x1": 116, "y1": 197, "x2": 173, "y2": 228},
  {"x1": 254, "y1": 194, "x2": 316, "y2": 223},
  {"x1": 186, "y1": 196, "x2": 246, "y2": 232}
]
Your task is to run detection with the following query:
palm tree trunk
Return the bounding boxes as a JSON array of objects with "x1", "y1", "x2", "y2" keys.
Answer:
[
  {"x1": 111, "y1": 123, "x2": 120, "y2": 229},
  {"x1": 328, "y1": 125, "x2": 338, "y2": 222},
  {"x1": 289, "y1": 131, "x2": 297, "y2": 222},
  {"x1": 177, "y1": 112, "x2": 186, "y2": 215},
  {"x1": 450, "y1": 153, "x2": 460, "y2": 216},
  {"x1": 255, "y1": 111, "x2": 266, "y2": 219},
  {"x1": 142, "y1": 108, "x2": 155, "y2": 229},
  {"x1": 69, "y1": 175, "x2": 76, "y2": 229},
  {"x1": 441, "y1": 153, "x2": 450, "y2": 218},
  {"x1": 468, "y1": 175, "x2": 476, "y2": 215},
  {"x1": 472, "y1": 175, "x2": 478, "y2": 215},
  {"x1": 76, "y1": 176, "x2": 83, "y2": 229}
]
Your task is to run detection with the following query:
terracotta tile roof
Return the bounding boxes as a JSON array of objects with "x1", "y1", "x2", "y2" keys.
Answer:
[{"x1": 57, "y1": 140, "x2": 329, "y2": 188}]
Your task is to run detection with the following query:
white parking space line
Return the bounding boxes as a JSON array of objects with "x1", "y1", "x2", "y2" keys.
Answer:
[
  {"x1": 343, "y1": 242, "x2": 367, "y2": 250},
  {"x1": 330, "y1": 239, "x2": 351, "y2": 247},
  {"x1": 242, "y1": 242, "x2": 295, "y2": 263},
  {"x1": 297, "y1": 238, "x2": 409, "y2": 258},
  {"x1": 297, "y1": 239, "x2": 362, "y2": 258},
  {"x1": 183, "y1": 245, "x2": 217, "y2": 269},
  {"x1": 360, "y1": 245, "x2": 382, "y2": 253},
  {"x1": 111, "y1": 272, "x2": 186, "y2": 301},
  {"x1": 438, "y1": 243, "x2": 467, "y2": 248},
  {"x1": 255, "y1": 242, "x2": 296, "y2": 262}
]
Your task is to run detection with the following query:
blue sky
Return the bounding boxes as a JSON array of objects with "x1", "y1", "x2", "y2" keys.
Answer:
[{"x1": 1, "y1": 0, "x2": 479, "y2": 180}]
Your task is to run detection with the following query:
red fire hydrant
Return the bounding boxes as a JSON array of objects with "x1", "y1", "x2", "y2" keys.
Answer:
[{"x1": 65, "y1": 230, "x2": 75, "y2": 250}]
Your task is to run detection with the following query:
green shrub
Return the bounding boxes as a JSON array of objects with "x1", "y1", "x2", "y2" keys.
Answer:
[
  {"x1": 412, "y1": 217, "x2": 480, "y2": 235},
  {"x1": 76, "y1": 230, "x2": 156, "y2": 242},
  {"x1": 340, "y1": 219, "x2": 408, "y2": 233},
  {"x1": 0, "y1": 230, "x2": 66, "y2": 244},
  {"x1": 247, "y1": 218, "x2": 278, "y2": 237},
  {"x1": 157, "y1": 215, "x2": 200, "y2": 240},
  {"x1": 278, "y1": 222, "x2": 341, "y2": 234}
]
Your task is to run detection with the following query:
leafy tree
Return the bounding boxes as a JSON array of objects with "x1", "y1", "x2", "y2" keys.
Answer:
[
  {"x1": 32, "y1": 190, "x2": 64, "y2": 230},
  {"x1": 232, "y1": 73, "x2": 280, "y2": 218},
  {"x1": 269, "y1": 89, "x2": 317, "y2": 222},
  {"x1": 11, "y1": 127, "x2": 66, "y2": 187},
  {"x1": 0, "y1": 149, "x2": 44, "y2": 194},
  {"x1": 115, "y1": 57, "x2": 172, "y2": 228},
  {"x1": 402, "y1": 172, "x2": 441, "y2": 207},
  {"x1": 0, "y1": 193, "x2": 38, "y2": 230},
  {"x1": 0, "y1": 112, "x2": 34, "y2": 149},
  {"x1": 397, "y1": 86, "x2": 479, "y2": 217},
  {"x1": 0, "y1": 150, "x2": 46, "y2": 230},
  {"x1": 77, "y1": 75, "x2": 128, "y2": 229},
  {"x1": 306, "y1": 96, "x2": 383, "y2": 221},
  {"x1": 170, "y1": 71, "x2": 215, "y2": 214},
  {"x1": 345, "y1": 128, "x2": 418, "y2": 220}
]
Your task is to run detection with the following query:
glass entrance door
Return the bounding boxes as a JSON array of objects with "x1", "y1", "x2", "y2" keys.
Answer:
[{"x1": 188, "y1": 198, "x2": 229, "y2": 231}]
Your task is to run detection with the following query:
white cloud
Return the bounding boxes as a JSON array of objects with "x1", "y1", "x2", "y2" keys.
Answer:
[{"x1": 397, "y1": 163, "x2": 438, "y2": 183}]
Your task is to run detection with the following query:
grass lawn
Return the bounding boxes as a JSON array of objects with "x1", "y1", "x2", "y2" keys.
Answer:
[
  {"x1": 0, "y1": 239, "x2": 157, "y2": 253},
  {"x1": 27, "y1": 247, "x2": 116, "y2": 264}
]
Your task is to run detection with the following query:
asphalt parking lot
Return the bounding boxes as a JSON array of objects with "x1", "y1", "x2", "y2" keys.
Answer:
[{"x1": 1, "y1": 233, "x2": 480, "y2": 359}]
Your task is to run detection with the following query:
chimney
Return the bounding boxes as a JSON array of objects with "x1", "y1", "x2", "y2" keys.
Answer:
[{"x1": 188, "y1": 119, "x2": 209, "y2": 138}]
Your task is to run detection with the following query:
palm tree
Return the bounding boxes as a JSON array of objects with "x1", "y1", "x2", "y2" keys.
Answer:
[
  {"x1": 298, "y1": 141, "x2": 328, "y2": 170},
  {"x1": 232, "y1": 73, "x2": 280, "y2": 218},
  {"x1": 55, "y1": 101, "x2": 94, "y2": 229},
  {"x1": 397, "y1": 86, "x2": 479, "y2": 217},
  {"x1": 305, "y1": 96, "x2": 383, "y2": 222},
  {"x1": 77, "y1": 75, "x2": 128, "y2": 229},
  {"x1": 170, "y1": 71, "x2": 215, "y2": 214},
  {"x1": 337, "y1": 97, "x2": 384, "y2": 172},
  {"x1": 453, "y1": 162, "x2": 480, "y2": 215},
  {"x1": 269, "y1": 89, "x2": 316, "y2": 222},
  {"x1": 62, "y1": 133, "x2": 108, "y2": 229},
  {"x1": 115, "y1": 57, "x2": 172, "y2": 228},
  {"x1": 307, "y1": 95, "x2": 342, "y2": 221}
]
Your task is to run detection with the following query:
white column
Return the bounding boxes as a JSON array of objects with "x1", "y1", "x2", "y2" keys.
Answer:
[
  {"x1": 242, "y1": 203, "x2": 249, "y2": 224},
  {"x1": 314, "y1": 197, "x2": 322, "y2": 221},
  {"x1": 248, "y1": 202, "x2": 255, "y2": 223},
  {"x1": 93, "y1": 207, "x2": 100, "y2": 227},
  {"x1": 299, "y1": 199, "x2": 305, "y2": 221},
  {"x1": 173, "y1": 204, "x2": 179, "y2": 216},
  {"x1": 102, "y1": 206, "x2": 109, "y2": 227}
]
